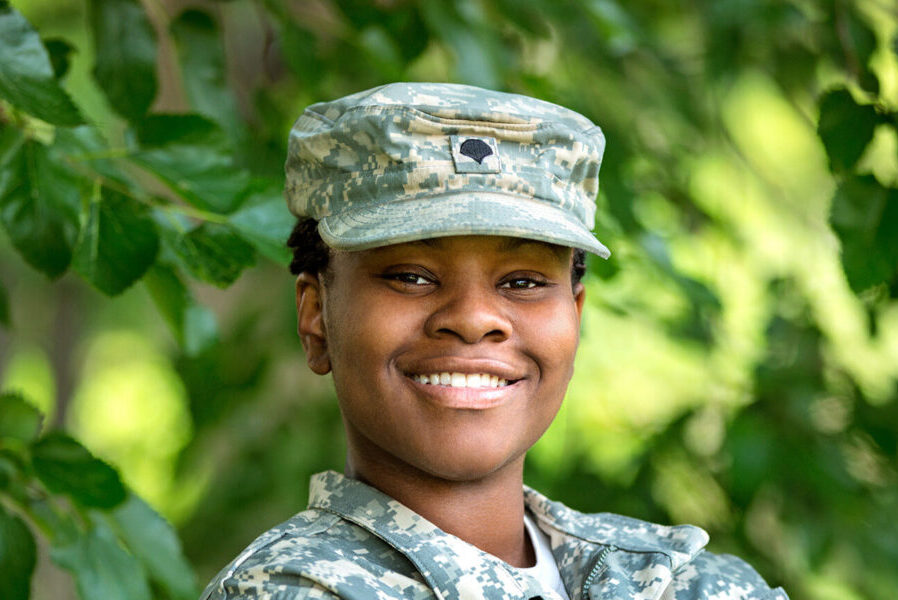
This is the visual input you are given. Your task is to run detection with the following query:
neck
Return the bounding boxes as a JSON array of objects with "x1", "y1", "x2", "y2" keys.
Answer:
[{"x1": 345, "y1": 451, "x2": 535, "y2": 568}]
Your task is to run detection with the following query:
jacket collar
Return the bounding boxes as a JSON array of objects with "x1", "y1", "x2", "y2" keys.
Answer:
[
  {"x1": 309, "y1": 471, "x2": 550, "y2": 600},
  {"x1": 522, "y1": 486, "x2": 708, "y2": 572},
  {"x1": 523, "y1": 486, "x2": 709, "y2": 600},
  {"x1": 308, "y1": 471, "x2": 708, "y2": 600}
]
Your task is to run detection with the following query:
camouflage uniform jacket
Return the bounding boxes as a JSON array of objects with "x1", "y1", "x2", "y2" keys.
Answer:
[{"x1": 202, "y1": 471, "x2": 788, "y2": 600}]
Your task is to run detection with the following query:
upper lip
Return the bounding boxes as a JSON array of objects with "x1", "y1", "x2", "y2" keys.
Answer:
[{"x1": 400, "y1": 357, "x2": 525, "y2": 381}]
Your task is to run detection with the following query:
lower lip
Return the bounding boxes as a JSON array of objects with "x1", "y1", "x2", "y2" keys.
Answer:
[{"x1": 407, "y1": 377, "x2": 517, "y2": 410}]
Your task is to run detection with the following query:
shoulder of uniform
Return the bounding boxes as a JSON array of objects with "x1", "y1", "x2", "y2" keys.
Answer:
[
  {"x1": 526, "y1": 489, "x2": 789, "y2": 599},
  {"x1": 203, "y1": 579, "x2": 341, "y2": 600},
  {"x1": 201, "y1": 508, "x2": 345, "y2": 600},
  {"x1": 526, "y1": 488, "x2": 709, "y2": 570},
  {"x1": 202, "y1": 506, "x2": 427, "y2": 600},
  {"x1": 670, "y1": 550, "x2": 790, "y2": 600}
]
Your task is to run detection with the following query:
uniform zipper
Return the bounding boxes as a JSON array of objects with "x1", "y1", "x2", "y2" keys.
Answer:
[{"x1": 580, "y1": 545, "x2": 617, "y2": 599}]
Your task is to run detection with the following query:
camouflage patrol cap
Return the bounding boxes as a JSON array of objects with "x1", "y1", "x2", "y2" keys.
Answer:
[{"x1": 285, "y1": 82, "x2": 611, "y2": 257}]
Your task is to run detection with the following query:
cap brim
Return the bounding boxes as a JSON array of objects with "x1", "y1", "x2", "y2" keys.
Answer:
[{"x1": 317, "y1": 192, "x2": 610, "y2": 258}]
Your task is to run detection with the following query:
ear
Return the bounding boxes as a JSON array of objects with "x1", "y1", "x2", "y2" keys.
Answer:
[
  {"x1": 573, "y1": 282, "x2": 585, "y2": 322},
  {"x1": 296, "y1": 272, "x2": 331, "y2": 375}
]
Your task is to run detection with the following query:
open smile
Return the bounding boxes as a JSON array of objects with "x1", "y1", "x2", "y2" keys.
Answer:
[
  {"x1": 404, "y1": 369, "x2": 523, "y2": 410},
  {"x1": 409, "y1": 372, "x2": 512, "y2": 388}
]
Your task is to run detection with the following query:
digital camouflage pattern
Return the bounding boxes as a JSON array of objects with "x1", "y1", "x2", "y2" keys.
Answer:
[
  {"x1": 284, "y1": 82, "x2": 611, "y2": 257},
  {"x1": 202, "y1": 471, "x2": 788, "y2": 600}
]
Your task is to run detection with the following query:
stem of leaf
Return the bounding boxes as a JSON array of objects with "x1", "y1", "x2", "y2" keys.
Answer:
[{"x1": 162, "y1": 203, "x2": 229, "y2": 225}]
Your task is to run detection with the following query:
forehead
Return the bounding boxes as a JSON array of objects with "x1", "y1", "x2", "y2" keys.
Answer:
[{"x1": 336, "y1": 235, "x2": 573, "y2": 263}]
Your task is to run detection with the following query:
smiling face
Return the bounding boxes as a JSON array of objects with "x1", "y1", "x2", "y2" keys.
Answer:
[{"x1": 296, "y1": 235, "x2": 585, "y2": 485}]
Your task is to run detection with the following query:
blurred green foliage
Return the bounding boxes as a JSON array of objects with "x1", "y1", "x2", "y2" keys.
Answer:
[{"x1": 1, "y1": 0, "x2": 897, "y2": 599}]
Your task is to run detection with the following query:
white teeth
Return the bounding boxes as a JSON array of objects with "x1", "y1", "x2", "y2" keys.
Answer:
[{"x1": 413, "y1": 372, "x2": 512, "y2": 388}]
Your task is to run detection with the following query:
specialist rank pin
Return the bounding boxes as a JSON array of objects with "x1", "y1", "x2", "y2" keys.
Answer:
[
  {"x1": 450, "y1": 135, "x2": 501, "y2": 174},
  {"x1": 459, "y1": 139, "x2": 493, "y2": 163}
]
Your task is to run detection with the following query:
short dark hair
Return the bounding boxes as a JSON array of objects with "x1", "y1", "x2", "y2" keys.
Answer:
[{"x1": 287, "y1": 218, "x2": 587, "y2": 287}]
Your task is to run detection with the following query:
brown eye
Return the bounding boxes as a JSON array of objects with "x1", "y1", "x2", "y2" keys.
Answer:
[
  {"x1": 500, "y1": 277, "x2": 545, "y2": 290},
  {"x1": 383, "y1": 273, "x2": 432, "y2": 286}
]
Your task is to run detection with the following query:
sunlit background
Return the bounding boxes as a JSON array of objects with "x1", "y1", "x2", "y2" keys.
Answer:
[{"x1": 2, "y1": 1, "x2": 898, "y2": 599}]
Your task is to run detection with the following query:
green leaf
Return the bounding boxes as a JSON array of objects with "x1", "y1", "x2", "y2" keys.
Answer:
[
  {"x1": 357, "y1": 25, "x2": 404, "y2": 80},
  {"x1": 170, "y1": 10, "x2": 242, "y2": 132},
  {"x1": 44, "y1": 37, "x2": 75, "y2": 80},
  {"x1": 0, "y1": 278, "x2": 8, "y2": 327},
  {"x1": 0, "y1": 504, "x2": 36, "y2": 600},
  {"x1": 840, "y1": 4, "x2": 878, "y2": 93},
  {"x1": 583, "y1": 0, "x2": 639, "y2": 56},
  {"x1": 0, "y1": 3, "x2": 83, "y2": 125},
  {"x1": 32, "y1": 432, "x2": 127, "y2": 509},
  {"x1": 641, "y1": 232, "x2": 721, "y2": 343},
  {"x1": 491, "y1": 0, "x2": 553, "y2": 38},
  {"x1": 87, "y1": 0, "x2": 157, "y2": 121},
  {"x1": 0, "y1": 391, "x2": 42, "y2": 443},
  {"x1": 130, "y1": 115, "x2": 251, "y2": 213},
  {"x1": 817, "y1": 88, "x2": 878, "y2": 173},
  {"x1": 419, "y1": 0, "x2": 500, "y2": 89},
  {"x1": 25, "y1": 494, "x2": 81, "y2": 545},
  {"x1": 0, "y1": 123, "x2": 20, "y2": 164},
  {"x1": 111, "y1": 495, "x2": 198, "y2": 600},
  {"x1": 143, "y1": 263, "x2": 218, "y2": 355},
  {"x1": 133, "y1": 146, "x2": 251, "y2": 212},
  {"x1": 332, "y1": 0, "x2": 429, "y2": 62},
  {"x1": 134, "y1": 113, "x2": 224, "y2": 147},
  {"x1": 54, "y1": 125, "x2": 135, "y2": 189},
  {"x1": 168, "y1": 223, "x2": 256, "y2": 287},
  {"x1": 0, "y1": 137, "x2": 82, "y2": 278},
  {"x1": 228, "y1": 190, "x2": 293, "y2": 264},
  {"x1": 275, "y1": 21, "x2": 324, "y2": 86},
  {"x1": 51, "y1": 520, "x2": 151, "y2": 600},
  {"x1": 830, "y1": 175, "x2": 898, "y2": 294},
  {"x1": 334, "y1": 0, "x2": 389, "y2": 29},
  {"x1": 72, "y1": 186, "x2": 160, "y2": 296},
  {"x1": 0, "y1": 451, "x2": 17, "y2": 489}
]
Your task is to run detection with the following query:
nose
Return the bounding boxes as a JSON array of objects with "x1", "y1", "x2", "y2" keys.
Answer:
[{"x1": 424, "y1": 281, "x2": 511, "y2": 344}]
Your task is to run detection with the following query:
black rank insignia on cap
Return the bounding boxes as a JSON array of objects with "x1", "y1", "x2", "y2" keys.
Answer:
[{"x1": 450, "y1": 136, "x2": 501, "y2": 174}]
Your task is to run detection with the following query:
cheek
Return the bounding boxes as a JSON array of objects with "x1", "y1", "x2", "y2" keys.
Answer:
[
  {"x1": 523, "y1": 301, "x2": 581, "y2": 381},
  {"x1": 326, "y1": 318, "x2": 382, "y2": 390},
  {"x1": 324, "y1": 288, "x2": 379, "y2": 361},
  {"x1": 323, "y1": 296, "x2": 423, "y2": 393}
]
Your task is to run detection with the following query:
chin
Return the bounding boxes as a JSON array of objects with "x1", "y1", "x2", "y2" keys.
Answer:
[{"x1": 411, "y1": 446, "x2": 525, "y2": 484}]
